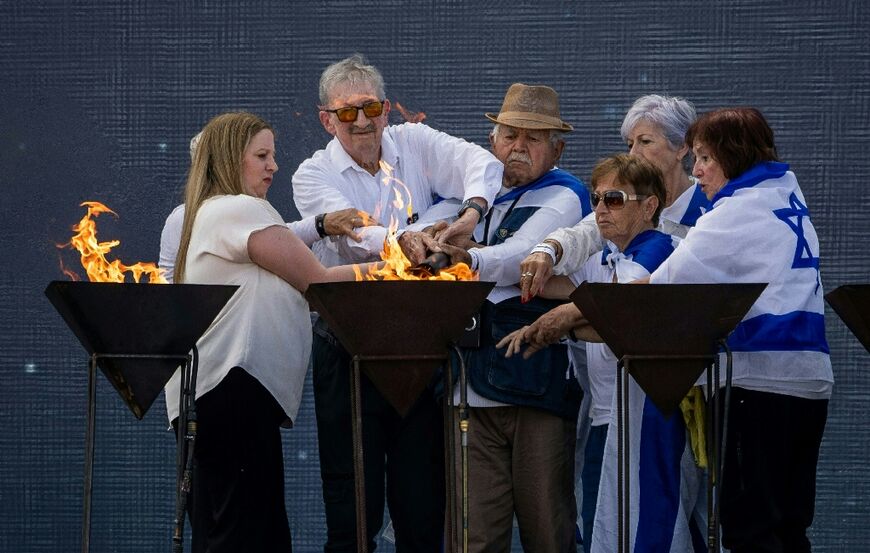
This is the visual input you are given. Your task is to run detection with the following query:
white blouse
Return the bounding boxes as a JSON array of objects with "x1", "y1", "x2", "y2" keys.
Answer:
[{"x1": 164, "y1": 194, "x2": 312, "y2": 424}]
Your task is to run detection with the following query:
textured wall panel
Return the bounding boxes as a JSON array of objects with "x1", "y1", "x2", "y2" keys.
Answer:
[{"x1": 1, "y1": 1, "x2": 867, "y2": 551}]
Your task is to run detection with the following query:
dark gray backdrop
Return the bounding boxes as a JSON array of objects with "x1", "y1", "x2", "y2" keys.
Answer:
[{"x1": 1, "y1": 1, "x2": 868, "y2": 551}]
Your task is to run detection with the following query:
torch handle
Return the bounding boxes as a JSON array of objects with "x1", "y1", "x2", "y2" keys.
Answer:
[{"x1": 414, "y1": 252, "x2": 451, "y2": 276}]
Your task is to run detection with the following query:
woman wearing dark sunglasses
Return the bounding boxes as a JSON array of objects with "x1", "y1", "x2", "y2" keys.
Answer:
[
  {"x1": 519, "y1": 94, "x2": 706, "y2": 302},
  {"x1": 499, "y1": 154, "x2": 709, "y2": 553},
  {"x1": 516, "y1": 94, "x2": 707, "y2": 549}
]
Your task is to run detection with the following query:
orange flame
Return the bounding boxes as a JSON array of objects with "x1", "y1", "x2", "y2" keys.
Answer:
[
  {"x1": 379, "y1": 159, "x2": 414, "y2": 224},
  {"x1": 57, "y1": 251, "x2": 81, "y2": 281},
  {"x1": 58, "y1": 201, "x2": 167, "y2": 284},
  {"x1": 357, "y1": 234, "x2": 476, "y2": 281},
  {"x1": 354, "y1": 163, "x2": 476, "y2": 282},
  {"x1": 394, "y1": 102, "x2": 427, "y2": 124}
]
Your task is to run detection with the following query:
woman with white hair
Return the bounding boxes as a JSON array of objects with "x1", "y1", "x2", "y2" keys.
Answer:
[{"x1": 520, "y1": 94, "x2": 707, "y2": 299}]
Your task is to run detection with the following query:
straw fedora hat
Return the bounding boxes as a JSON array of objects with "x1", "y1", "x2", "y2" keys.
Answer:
[{"x1": 485, "y1": 83, "x2": 573, "y2": 132}]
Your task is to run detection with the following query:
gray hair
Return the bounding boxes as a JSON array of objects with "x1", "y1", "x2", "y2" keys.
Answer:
[
  {"x1": 620, "y1": 95, "x2": 696, "y2": 150},
  {"x1": 319, "y1": 54, "x2": 386, "y2": 106},
  {"x1": 490, "y1": 124, "x2": 564, "y2": 148}
]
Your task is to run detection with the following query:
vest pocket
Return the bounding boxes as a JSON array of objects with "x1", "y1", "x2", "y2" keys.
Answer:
[{"x1": 483, "y1": 298, "x2": 558, "y2": 397}]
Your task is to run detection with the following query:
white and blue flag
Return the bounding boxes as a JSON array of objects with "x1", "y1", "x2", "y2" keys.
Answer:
[
  {"x1": 585, "y1": 231, "x2": 708, "y2": 553},
  {"x1": 650, "y1": 162, "x2": 832, "y2": 398}
]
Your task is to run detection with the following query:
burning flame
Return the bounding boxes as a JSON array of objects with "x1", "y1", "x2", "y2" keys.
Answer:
[
  {"x1": 58, "y1": 201, "x2": 167, "y2": 284},
  {"x1": 394, "y1": 102, "x2": 427, "y2": 124},
  {"x1": 354, "y1": 163, "x2": 476, "y2": 282}
]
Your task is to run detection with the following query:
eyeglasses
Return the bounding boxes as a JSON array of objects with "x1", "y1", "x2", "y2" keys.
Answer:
[
  {"x1": 590, "y1": 190, "x2": 649, "y2": 209},
  {"x1": 320, "y1": 100, "x2": 385, "y2": 123}
]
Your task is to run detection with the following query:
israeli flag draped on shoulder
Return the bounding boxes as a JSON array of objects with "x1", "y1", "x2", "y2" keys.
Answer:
[
  {"x1": 659, "y1": 182, "x2": 710, "y2": 239},
  {"x1": 494, "y1": 167, "x2": 592, "y2": 214},
  {"x1": 585, "y1": 229, "x2": 707, "y2": 553},
  {"x1": 600, "y1": 229, "x2": 677, "y2": 278},
  {"x1": 650, "y1": 161, "x2": 832, "y2": 396}
]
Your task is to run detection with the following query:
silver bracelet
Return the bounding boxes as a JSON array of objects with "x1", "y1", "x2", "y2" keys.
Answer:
[{"x1": 531, "y1": 242, "x2": 557, "y2": 265}]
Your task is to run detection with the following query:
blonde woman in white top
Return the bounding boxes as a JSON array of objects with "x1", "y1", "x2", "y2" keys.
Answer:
[{"x1": 167, "y1": 111, "x2": 374, "y2": 552}]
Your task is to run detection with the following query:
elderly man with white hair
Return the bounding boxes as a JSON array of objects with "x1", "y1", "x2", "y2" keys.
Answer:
[
  {"x1": 406, "y1": 82, "x2": 592, "y2": 553},
  {"x1": 292, "y1": 54, "x2": 502, "y2": 553}
]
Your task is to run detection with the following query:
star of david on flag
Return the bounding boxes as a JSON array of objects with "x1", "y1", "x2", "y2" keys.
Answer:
[{"x1": 773, "y1": 192, "x2": 820, "y2": 291}]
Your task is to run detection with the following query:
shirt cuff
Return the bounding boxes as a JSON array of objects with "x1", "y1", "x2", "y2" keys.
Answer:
[
  {"x1": 468, "y1": 248, "x2": 481, "y2": 271},
  {"x1": 287, "y1": 216, "x2": 319, "y2": 247}
]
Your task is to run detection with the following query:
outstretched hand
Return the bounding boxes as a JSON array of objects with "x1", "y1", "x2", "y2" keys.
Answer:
[
  {"x1": 433, "y1": 241, "x2": 472, "y2": 267},
  {"x1": 495, "y1": 302, "x2": 586, "y2": 359},
  {"x1": 323, "y1": 208, "x2": 378, "y2": 243},
  {"x1": 497, "y1": 326, "x2": 533, "y2": 358},
  {"x1": 434, "y1": 209, "x2": 479, "y2": 246},
  {"x1": 519, "y1": 251, "x2": 555, "y2": 302}
]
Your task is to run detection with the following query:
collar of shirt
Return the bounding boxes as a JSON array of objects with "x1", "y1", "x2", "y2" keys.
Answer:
[{"x1": 325, "y1": 127, "x2": 401, "y2": 176}]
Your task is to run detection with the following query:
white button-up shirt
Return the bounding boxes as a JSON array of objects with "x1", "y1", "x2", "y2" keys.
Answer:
[{"x1": 292, "y1": 123, "x2": 503, "y2": 267}]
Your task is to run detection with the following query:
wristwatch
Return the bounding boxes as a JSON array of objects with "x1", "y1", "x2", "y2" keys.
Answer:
[
  {"x1": 315, "y1": 213, "x2": 327, "y2": 238},
  {"x1": 457, "y1": 199, "x2": 485, "y2": 221}
]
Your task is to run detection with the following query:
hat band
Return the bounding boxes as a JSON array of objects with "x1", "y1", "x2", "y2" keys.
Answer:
[{"x1": 496, "y1": 110, "x2": 566, "y2": 128}]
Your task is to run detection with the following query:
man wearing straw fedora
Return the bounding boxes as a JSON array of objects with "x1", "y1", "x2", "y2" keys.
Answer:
[{"x1": 404, "y1": 83, "x2": 591, "y2": 552}]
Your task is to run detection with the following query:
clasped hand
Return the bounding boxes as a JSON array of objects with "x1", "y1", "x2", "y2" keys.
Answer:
[{"x1": 398, "y1": 219, "x2": 479, "y2": 266}]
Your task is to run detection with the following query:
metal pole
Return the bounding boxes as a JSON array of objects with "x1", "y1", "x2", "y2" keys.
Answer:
[
  {"x1": 444, "y1": 347, "x2": 457, "y2": 553},
  {"x1": 621, "y1": 359, "x2": 631, "y2": 553},
  {"x1": 351, "y1": 356, "x2": 368, "y2": 553},
  {"x1": 82, "y1": 354, "x2": 97, "y2": 553},
  {"x1": 615, "y1": 359, "x2": 623, "y2": 553},
  {"x1": 173, "y1": 349, "x2": 197, "y2": 553},
  {"x1": 710, "y1": 340, "x2": 733, "y2": 553},
  {"x1": 456, "y1": 345, "x2": 470, "y2": 553},
  {"x1": 706, "y1": 358, "x2": 716, "y2": 553},
  {"x1": 72, "y1": 350, "x2": 196, "y2": 552}
]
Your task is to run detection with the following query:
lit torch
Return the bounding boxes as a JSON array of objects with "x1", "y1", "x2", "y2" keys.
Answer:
[
  {"x1": 354, "y1": 163, "x2": 476, "y2": 282},
  {"x1": 58, "y1": 201, "x2": 167, "y2": 284}
]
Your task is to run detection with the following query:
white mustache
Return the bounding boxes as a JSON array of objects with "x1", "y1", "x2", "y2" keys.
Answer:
[
  {"x1": 507, "y1": 152, "x2": 532, "y2": 165},
  {"x1": 350, "y1": 124, "x2": 376, "y2": 134}
]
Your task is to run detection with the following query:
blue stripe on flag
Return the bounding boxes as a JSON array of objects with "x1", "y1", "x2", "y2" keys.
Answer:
[
  {"x1": 634, "y1": 398, "x2": 686, "y2": 552},
  {"x1": 727, "y1": 311, "x2": 829, "y2": 354}
]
